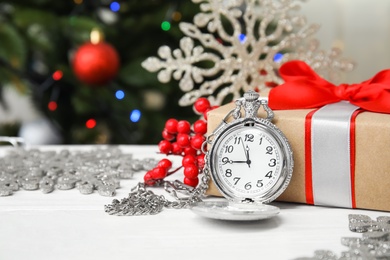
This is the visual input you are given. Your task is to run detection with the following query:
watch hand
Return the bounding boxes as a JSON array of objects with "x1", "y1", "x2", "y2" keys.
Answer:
[
  {"x1": 245, "y1": 145, "x2": 251, "y2": 168},
  {"x1": 224, "y1": 159, "x2": 247, "y2": 164},
  {"x1": 240, "y1": 137, "x2": 251, "y2": 168},
  {"x1": 230, "y1": 160, "x2": 248, "y2": 163},
  {"x1": 240, "y1": 137, "x2": 247, "y2": 158}
]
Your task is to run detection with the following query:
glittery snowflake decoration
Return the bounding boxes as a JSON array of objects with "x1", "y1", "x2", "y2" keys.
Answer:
[
  {"x1": 295, "y1": 214, "x2": 390, "y2": 260},
  {"x1": 142, "y1": 0, "x2": 354, "y2": 106}
]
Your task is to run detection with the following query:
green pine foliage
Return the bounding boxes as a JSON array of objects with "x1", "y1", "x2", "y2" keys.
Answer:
[{"x1": 0, "y1": 0, "x2": 199, "y2": 144}]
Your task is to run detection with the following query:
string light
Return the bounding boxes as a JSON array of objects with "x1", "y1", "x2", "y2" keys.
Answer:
[
  {"x1": 39, "y1": 71, "x2": 62, "y2": 93},
  {"x1": 115, "y1": 90, "x2": 125, "y2": 100},
  {"x1": 48, "y1": 101, "x2": 57, "y2": 111},
  {"x1": 273, "y1": 53, "x2": 284, "y2": 63},
  {"x1": 238, "y1": 34, "x2": 247, "y2": 43},
  {"x1": 86, "y1": 119, "x2": 97, "y2": 129},
  {"x1": 110, "y1": 2, "x2": 120, "y2": 12},
  {"x1": 161, "y1": 21, "x2": 171, "y2": 31},
  {"x1": 90, "y1": 28, "x2": 104, "y2": 44},
  {"x1": 52, "y1": 70, "x2": 63, "y2": 81},
  {"x1": 130, "y1": 109, "x2": 141, "y2": 123},
  {"x1": 172, "y1": 11, "x2": 182, "y2": 22}
]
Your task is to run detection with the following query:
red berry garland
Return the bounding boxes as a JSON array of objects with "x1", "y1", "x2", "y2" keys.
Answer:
[
  {"x1": 184, "y1": 164, "x2": 199, "y2": 179},
  {"x1": 182, "y1": 154, "x2": 197, "y2": 167},
  {"x1": 197, "y1": 153, "x2": 206, "y2": 169},
  {"x1": 145, "y1": 98, "x2": 219, "y2": 188},
  {"x1": 144, "y1": 172, "x2": 156, "y2": 186},
  {"x1": 176, "y1": 133, "x2": 191, "y2": 148},
  {"x1": 183, "y1": 146, "x2": 197, "y2": 156},
  {"x1": 184, "y1": 177, "x2": 199, "y2": 187},
  {"x1": 190, "y1": 135, "x2": 205, "y2": 150},
  {"x1": 193, "y1": 120, "x2": 207, "y2": 135},
  {"x1": 158, "y1": 140, "x2": 172, "y2": 154},
  {"x1": 194, "y1": 98, "x2": 211, "y2": 114},
  {"x1": 171, "y1": 142, "x2": 183, "y2": 155},
  {"x1": 177, "y1": 120, "x2": 191, "y2": 134},
  {"x1": 165, "y1": 119, "x2": 178, "y2": 134},
  {"x1": 151, "y1": 167, "x2": 167, "y2": 179},
  {"x1": 162, "y1": 129, "x2": 175, "y2": 141},
  {"x1": 157, "y1": 158, "x2": 172, "y2": 169}
]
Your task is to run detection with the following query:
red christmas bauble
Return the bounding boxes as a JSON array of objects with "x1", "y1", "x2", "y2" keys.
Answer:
[{"x1": 72, "y1": 42, "x2": 120, "y2": 86}]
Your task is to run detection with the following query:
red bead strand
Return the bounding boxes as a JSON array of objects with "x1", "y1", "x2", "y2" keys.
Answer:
[{"x1": 144, "y1": 97, "x2": 216, "y2": 187}]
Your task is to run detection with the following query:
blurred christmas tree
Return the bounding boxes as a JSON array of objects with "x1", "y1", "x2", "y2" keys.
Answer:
[{"x1": 0, "y1": 0, "x2": 199, "y2": 144}]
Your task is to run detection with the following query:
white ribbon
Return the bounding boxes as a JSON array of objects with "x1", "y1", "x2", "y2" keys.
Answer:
[{"x1": 311, "y1": 101, "x2": 359, "y2": 208}]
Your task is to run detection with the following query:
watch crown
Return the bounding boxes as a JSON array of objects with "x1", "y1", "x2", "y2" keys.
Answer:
[{"x1": 244, "y1": 90, "x2": 259, "y2": 102}]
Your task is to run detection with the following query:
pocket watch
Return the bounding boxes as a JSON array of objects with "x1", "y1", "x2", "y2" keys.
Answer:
[
  {"x1": 105, "y1": 90, "x2": 293, "y2": 220},
  {"x1": 191, "y1": 90, "x2": 293, "y2": 221}
]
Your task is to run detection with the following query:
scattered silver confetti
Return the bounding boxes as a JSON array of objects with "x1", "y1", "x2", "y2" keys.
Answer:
[
  {"x1": 295, "y1": 214, "x2": 390, "y2": 260},
  {"x1": 0, "y1": 147, "x2": 158, "y2": 197}
]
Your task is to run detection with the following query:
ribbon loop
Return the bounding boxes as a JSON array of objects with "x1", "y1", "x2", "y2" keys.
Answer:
[{"x1": 269, "y1": 60, "x2": 390, "y2": 114}]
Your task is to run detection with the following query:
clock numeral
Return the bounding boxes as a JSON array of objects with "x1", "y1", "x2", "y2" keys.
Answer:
[
  {"x1": 225, "y1": 145, "x2": 234, "y2": 153},
  {"x1": 265, "y1": 171, "x2": 273, "y2": 178},
  {"x1": 233, "y1": 177, "x2": 240, "y2": 185},
  {"x1": 244, "y1": 182, "x2": 252, "y2": 190},
  {"x1": 222, "y1": 157, "x2": 230, "y2": 165},
  {"x1": 234, "y1": 137, "x2": 241, "y2": 145},
  {"x1": 259, "y1": 137, "x2": 263, "y2": 145},
  {"x1": 225, "y1": 169, "x2": 232, "y2": 177},
  {"x1": 268, "y1": 158, "x2": 276, "y2": 167},
  {"x1": 266, "y1": 146, "x2": 273, "y2": 155},
  {"x1": 245, "y1": 134, "x2": 254, "y2": 142},
  {"x1": 256, "y1": 180, "x2": 263, "y2": 187}
]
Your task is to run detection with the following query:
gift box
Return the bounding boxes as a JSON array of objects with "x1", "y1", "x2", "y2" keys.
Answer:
[
  {"x1": 206, "y1": 103, "x2": 390, "y2": 211},
  {"x1": 206, "y1": 61, "x2": 390, "y2": 212}
]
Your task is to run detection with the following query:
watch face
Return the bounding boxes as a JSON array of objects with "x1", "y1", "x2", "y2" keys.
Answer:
[{"x1": 209, "y1": 119, "x2": 292, "y2": 203}]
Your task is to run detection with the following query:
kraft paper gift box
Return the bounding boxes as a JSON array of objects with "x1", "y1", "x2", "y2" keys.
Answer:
[{"x1": 206, "y1": 102, "x2": 390, "y2": 212}]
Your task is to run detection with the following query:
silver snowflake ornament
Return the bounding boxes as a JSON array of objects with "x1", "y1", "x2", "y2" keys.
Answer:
[
  {"x1": 295, "y1": 215, "x2": 390, "y2": 260},
  {"x1": 142, "y1": 0, "x2": 354, "y2": 106}
]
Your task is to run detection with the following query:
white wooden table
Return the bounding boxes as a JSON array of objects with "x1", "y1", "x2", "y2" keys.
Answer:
[{"x1": 0, "y1": 145, "x2": 388, "y2": 260}]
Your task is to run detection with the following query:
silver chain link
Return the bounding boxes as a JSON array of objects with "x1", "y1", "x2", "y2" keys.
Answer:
[{"x1": 104, "y1": 169, "x2": 210, "y2": 216}]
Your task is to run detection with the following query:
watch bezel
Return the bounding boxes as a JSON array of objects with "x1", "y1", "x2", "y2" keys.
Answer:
[{"x1": 207, "y1": 117, "x2": 293, "y2": 204}]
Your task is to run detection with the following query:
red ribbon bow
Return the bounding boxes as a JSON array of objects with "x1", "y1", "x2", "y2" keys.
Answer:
[{"x1": 268, "y1": 60, "x2": 390, "y2": 113}]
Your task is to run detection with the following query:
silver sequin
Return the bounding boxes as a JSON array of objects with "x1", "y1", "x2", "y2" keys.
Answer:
[{"x1": 0, "y1": 147, "x2": 158, "y2": 197}]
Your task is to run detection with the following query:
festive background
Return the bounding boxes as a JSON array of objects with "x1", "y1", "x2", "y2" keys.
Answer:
[
  {"x1": 0, "y1": 0, "x2": 200, "y2": 144},
  {"x1": 0, "y1": 0, "x2": 389, "y2": 145}
]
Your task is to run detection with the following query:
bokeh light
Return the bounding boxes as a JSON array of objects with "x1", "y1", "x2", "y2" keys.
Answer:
[
  {"x1": 115, "y1": 90, "x2": 125, "y2": 100},
  {"x1": 52, "y1": 70, "x2": 63, "y2": 81},
  {"x1": 48, "y1": 101, "x2": 57, "y2": 111},
  {"x1": 110, "y1": 2, "x2": 120, "y2": 12},
  {"x1": 273, "y1": 53, "x2": 284, "y2": 63},
  {"x1": 130, "y1": 109, "x2": 141, "y2": 123},
  {"x1": 161, "y1": 21, "x2": 171, "y2": 31},
  {"x1": 86, "y1": 119, "x2": 97, "y2": 129},
  {"x1": 239, "y1": 34, "x2": 247, "y2": 43}
]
